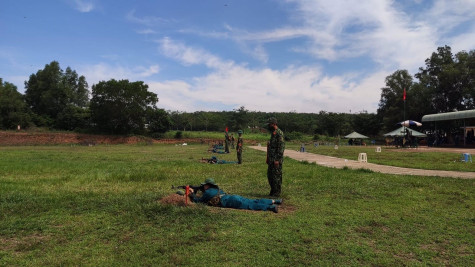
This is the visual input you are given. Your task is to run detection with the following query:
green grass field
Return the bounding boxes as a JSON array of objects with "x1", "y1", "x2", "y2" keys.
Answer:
[
  {"x1": 286, "y1": 143, "x2": 475, "y2": 172},
  {"x1": 1, "y1": 144, "x2": 474, "y2": 266}
]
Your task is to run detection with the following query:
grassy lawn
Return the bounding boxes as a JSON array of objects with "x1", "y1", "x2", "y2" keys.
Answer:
[
  {"x1": 286, "y1": 144, "x2": 475, "y2": 172},
  {"x1": 0, "y1": 144, "x2": 474, "y2": 266}
]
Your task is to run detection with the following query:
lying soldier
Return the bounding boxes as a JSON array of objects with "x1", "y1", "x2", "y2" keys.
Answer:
[
  {"x1": 189, "y1": 178, "x2": 282, "y2": 213},
  {"x1": 200, "y1": 156, "x2": 237, "y2": 164}
]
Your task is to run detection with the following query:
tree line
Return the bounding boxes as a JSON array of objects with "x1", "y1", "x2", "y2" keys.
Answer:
[{"x1": 0, "y1": 46, "x2": 473, "y2": 138}]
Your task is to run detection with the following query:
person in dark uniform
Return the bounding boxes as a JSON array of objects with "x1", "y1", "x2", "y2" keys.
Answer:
[
  {"x1": 236, "y1": 130, "x2": 243, "y2": 164},
  {"x1": 224, "y1": 129, "x2": 230, "y2": 153},
  {"x1": 266, "y1": 117, "x2": 285, "y2": 197}
]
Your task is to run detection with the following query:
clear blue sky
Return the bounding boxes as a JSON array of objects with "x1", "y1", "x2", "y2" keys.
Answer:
[{"x1": 1, "y1": 0, "x2": 474, "y2": 113}]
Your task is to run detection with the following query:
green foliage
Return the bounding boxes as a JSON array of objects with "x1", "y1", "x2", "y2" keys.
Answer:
[
  {"x1": 415, "y1": 46, "x2": 469, "y2": 113},
  {"x1": 90, "y1": 79, "x2": 158, "y2": 134},
  {"x1": 284, "y1": 131, "x2": 304, "y2": 141},
  {"x1": 230, "y1": 106, "x2": 249, "y2": 130},
  {"x1": 377, "y1": 69, "x2": 414, "y2": 131},
  {"x1": 24, "y1": 61, "x2": 89, "y2": 128},
  {"x1": 55, "y1": 104, "x2": 90, "y2": 130},
  {"x1": 146, "y1": 108, "x2": 171, "y2": 134},
  {"x1": 174, "y1": 130, "x2": 183, "y2": 139},
  {"x1": 0, "y1": 78, "x2": 32, "y2": 129}
]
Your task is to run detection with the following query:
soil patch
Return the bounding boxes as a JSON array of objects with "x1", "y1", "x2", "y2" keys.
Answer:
[
  {"x1": 0, "y1": 131, "x2": 220, "y2": 146},
  {"x1": 159, "y1": 194, "x2": 195, "y2": 206}
]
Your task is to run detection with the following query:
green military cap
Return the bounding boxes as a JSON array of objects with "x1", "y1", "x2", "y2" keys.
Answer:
[
  {"x1": 176, "y1": 190, "x2": 185, "y2": 195},
  {"x1": 237, "y1": 130, "x2": 243, "y2": 134},
  {"x1": 201, "y1": 177, "x2": 217, "y2": 186},
  {"x1": 267, "y1": 117, "x2": 277, "y2": 124}
]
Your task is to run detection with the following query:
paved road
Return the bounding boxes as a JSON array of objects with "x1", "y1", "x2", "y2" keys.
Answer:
[{"x1": 249, "y1": 146, "x2": 475, "y2": 179}]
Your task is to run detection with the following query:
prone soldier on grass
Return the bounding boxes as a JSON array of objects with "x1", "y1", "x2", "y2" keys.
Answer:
[{"x1": 189, "y1": 178, "x2": 282, "y2": 213}]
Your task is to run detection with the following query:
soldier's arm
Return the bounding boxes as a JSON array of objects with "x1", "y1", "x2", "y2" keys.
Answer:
[{"x1": 277, "y1": 132, "x2": 285, "y2": 162}]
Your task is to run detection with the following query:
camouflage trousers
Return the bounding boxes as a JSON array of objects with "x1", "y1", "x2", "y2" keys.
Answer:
[
  {"x1": 237, "y1": 150, "x2": 242, "y2": 164},
  {"x1": 224, "y1": 140, "x2": 230, "y2": 153},
  {"x1": 267, "y1": 163, "x2": 282, "y2": 197}
]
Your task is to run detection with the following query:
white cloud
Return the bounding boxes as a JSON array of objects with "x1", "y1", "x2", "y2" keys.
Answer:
[
  {"x1": 126, "y1": 10, "x2": 169, "y2": 27},
  {"x1": 154, "y1": 38, "x2": 387, "y2": 112},
  {"x1": 150, "y1": 63, "x2": 387, "y2": 113},
  {"x1": 73, "y1": 0, "x2": 94, "y2": 13},
  {"x1": 78, "y1": 63, "x2": 160, "y2": 86},
  {"x1": 136, "y1": 29, "x2": 157, "y2": 35},
  {"x1": 148, "y1": 80, "x2": 196, "y2": 111},
  {"x1": 191, "y1": 0, "x2": 472, "y2": 73},
  {"x1": 158, "y1": 37, "x2": 234, "y2": 69}
]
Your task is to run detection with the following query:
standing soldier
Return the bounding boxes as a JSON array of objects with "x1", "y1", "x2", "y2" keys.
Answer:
[
  {"x1": 266, "y1": 117, "x2": 285, "y2": 197},
  {"x1": 231, "y1": 133, "x2": 235, "y2": 149},
  {"x1": 236, "y1": 130, "x2": 243, "y2": 164},
  {"x1": 224, "y1": 128, "x2": 230, "y2": 153}
]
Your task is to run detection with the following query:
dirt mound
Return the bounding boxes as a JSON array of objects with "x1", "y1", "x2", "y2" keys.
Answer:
[
  {"x1": 0, "y1": 131, "x2": 222, "y2": 146},
  {"x1": 159, "y1": 194, "x2": 195, "y2": 206}
]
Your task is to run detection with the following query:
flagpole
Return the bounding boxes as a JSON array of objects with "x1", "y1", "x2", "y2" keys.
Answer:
[{"x1": 403, "y1": 88, "x2": 406, "y2": 138}]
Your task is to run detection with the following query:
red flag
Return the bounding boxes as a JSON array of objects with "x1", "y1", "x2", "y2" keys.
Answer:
[
  {"x1": 403, "y1": 88, "x2": 406, "y2": 101},
  {"x1": 185, "y1": 185, "x2": 189, "y2": 206}
]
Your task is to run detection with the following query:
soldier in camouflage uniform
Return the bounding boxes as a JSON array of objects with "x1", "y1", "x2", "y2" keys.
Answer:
[
  {"x1": 236, "y1": 130, "x2": 243, "y2": 164},
  {"x1": 266, "y1": 117, "x2": 285, "y2": 197},
  {"x1": 224, "y1": 129, "x2": 230, "y2": 153}
]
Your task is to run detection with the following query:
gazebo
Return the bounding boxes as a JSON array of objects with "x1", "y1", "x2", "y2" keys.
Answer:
[
  {"x1": 344, "y1": 131, "x2": 369, "y2": 139},
  {"x1": 344, "y1": 131, "x2": 369, "y2": 145},
  {"x1": 383, "y1": 127, "x2": 427, "y2": 137}
]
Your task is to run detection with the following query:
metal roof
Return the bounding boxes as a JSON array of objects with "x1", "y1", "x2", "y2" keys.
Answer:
[
  {"x1": 383, "y1": 127, "x2": 427, "y2": 137},
  {"x1": 422, "y1": 109, "x2": 475, "y2": 122}
]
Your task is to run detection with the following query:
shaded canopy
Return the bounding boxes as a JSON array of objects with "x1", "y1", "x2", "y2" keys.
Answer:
[
  {"x1": 344, "y1": 131, "x2": 369, "y2": 139},
  {"x1": 383, "y1": 127, "x2": 427, "y2": 137}
]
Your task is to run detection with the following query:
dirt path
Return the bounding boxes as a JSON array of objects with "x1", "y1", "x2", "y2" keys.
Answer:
[{"x1": 249, "y1": 146, "x2": 475, "y2": 179}]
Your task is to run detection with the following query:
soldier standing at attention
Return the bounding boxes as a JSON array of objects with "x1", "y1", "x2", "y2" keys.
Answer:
[
  {"x1": 236, "y1": 130, "x2": 243, "y2": 164},
  {"x1": 224, "y1": 128, "x2": 230, "y2": 153},
  {"x1": 266, "y1": 117, "x2": 285, "y2": 197},
  {"x1": 231, "y1": 133, "x2": 235, "y2": 149}
]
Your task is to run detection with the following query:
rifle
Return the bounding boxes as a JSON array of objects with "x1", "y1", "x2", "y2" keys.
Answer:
[
  {"x1": 172, "y1": 184, "x2": 203, "y2": 206},
  {"x1": 171, "y1": 184, "x2": 203, "y2": 193}
]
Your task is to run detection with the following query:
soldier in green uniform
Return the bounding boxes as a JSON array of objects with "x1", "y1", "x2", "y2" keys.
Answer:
[
  {"x1": 266, "y1": 117, "x2": 285, "y2": 197},
  {"x1": 236, "y1": 130, "x2": 243, "y2": 164},
  {"x1": 224, "y1": 129, "x2": 230, "y2": 153}
]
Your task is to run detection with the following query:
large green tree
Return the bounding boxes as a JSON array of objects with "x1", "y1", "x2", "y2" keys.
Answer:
[
  {"x1": 90, "y1": 79, "x2": 158, "y2": 134},
  {"x1": 377, "y1": 69, "x2": 414, "y2": 131},
  {"x1": 415, "y1": 46, "x2": 474, "y2": 113},
  {"x1": 0, "y1": 78, "x2": 31, "y2": 129},
  {"x1": 230, "y1": 106, "x2": 249, "y2": 131},
  {"x1": 24, "y1": 61, "x2": 89, "y2": 128}
]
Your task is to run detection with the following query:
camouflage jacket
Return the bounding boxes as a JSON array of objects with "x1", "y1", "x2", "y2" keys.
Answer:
[
  {"x1": 237, "y1": 137, "x2": 243, "y2": 152},
  {"x1": 268, "y1": 128, "x2": 285, "y2": 164}
]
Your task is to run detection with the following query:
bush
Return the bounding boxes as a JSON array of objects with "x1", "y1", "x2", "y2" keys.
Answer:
[
  {"x1": 312, "y1": 134, "x2": 320, "y2": 141},
  {"x1": 285, "y1": 131, "x2": 303, "y2": 141},
  {"x1": 174, "y1": 131, "x2": 183, "y2": 139}
]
